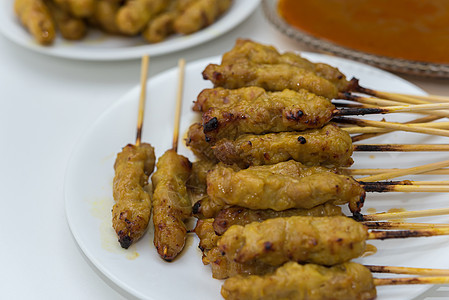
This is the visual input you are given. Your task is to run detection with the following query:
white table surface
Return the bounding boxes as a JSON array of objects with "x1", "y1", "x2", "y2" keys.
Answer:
[{"x1": 2, "y1": 5, "x2": 449, "y2": 300}]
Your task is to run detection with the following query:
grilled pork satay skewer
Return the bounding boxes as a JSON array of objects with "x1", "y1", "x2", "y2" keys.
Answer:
[
  {"x1": 202, "y1": 39, "x2": 356, "y2": 99},
  {"x1": 206, "y1": 161, "x2": 366, "y2": 214},
  {"x1": 112, "y1": 56, "x2": 156, "y2": 249},
  {"x1": 187, "y1": 122, "x2": 449, "y2": 168},
  {"x1": 201, "y1": 88, "x2": 449, "y2": 142},
  {"x1": 218, "y1": 216, "x2": 449, "y2": 268},
  {"x1": 197, "y1": 217, "x2": 449, "y2": 280},
  {"x1": 221, "y1": 262, "x2": 449, "y2": 300},
  {"x1": 204, "y1": 159, "x2": 449, "y2": 217},
  {"x1": 151, "y1": 59, "x2": 193, "y2": 261}
]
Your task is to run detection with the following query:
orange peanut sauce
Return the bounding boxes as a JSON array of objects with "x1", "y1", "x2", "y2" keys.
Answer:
[{"x1": 278, "y1": 0, "x2": 449, "y2": 64}]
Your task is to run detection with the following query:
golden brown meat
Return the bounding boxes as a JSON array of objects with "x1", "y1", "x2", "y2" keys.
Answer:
[
  {"x1": 152, "y1": 149, "x2": 192, "y2": 261},
  {"x1": 143, "y1": 11, "x2": 177, "y2": 43},
  {"x1": 93, "y1": 0, "x2": 121, "y2": 34},
  {"x1": 187, "y1": 159, "x2": 216, "y2": 196},
  {"x1": 14, "y1": 0, "x2": 56, "y2": 45},
  {"x1": 202, "y1": 89, "x2": 336, "y2": 143},
  {"x1": 53, "y1": 0, "x2": 95, "y2": 18},
  {"x1": 219, "y1": 39, "x2": 355, "y2": 93},
  {"x1": 213, "y1": 203, "x2": 343, "y2": 235},
  {"x1": 185, "y1": 123, "x2": 217, "y2": 161},
  {"x1": 204, "y1": 247, "x2": 276, "y2": 280},
  {"x1": 207, "y1": 161, "x2": 366, "y2": 213},
  {"x1": 193, "y1": 87, "x2": 266, "y2": 113},
  {"x1": 218, "y1": 216, "x2": 368, "y2": 266},
  {"x1": 173, "y1": 0, "x2": 232, "y2": 34},
  {"x1": 112, "y1": 143, "x2": 156, "y2": 249},
  {"x1": 194, "y1": 218, "x2": 275, "y2": 279},
  {"x1": 47, "y1": 0, "x2": 87, "y2": 40},
  {"x1": 116, "y1": 0, "x2": 169, "y2": 35},
  {"x1": 221, "y1": 262, "x2": 377, "y2": 300},
  {"x1": 194, "y1": 218, "x2": 220, "y2": 252},
  {"x1": 213, "y1": 123, "x2": 354, "y2": 168},
  {"x1": 192, "y1": 195, "x2": 226, "y2": 219}
]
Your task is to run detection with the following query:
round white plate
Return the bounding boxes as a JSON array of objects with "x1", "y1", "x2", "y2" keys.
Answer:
[
  {"x1": 0, "y1": 0, "x2": 260, "y2": 60},
  {"x1": 65, "y1": 54, "x2": 449, "y2": 300}
]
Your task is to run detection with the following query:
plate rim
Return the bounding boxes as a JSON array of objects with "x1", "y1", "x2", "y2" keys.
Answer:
[{"x1": 0, "y1": 0, "x2": 260, "y2": 61}]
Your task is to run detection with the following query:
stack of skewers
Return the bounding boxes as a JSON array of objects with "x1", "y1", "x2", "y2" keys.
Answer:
[{"x1": 111, "y1": 40, "x2": 449, "y2": 299}]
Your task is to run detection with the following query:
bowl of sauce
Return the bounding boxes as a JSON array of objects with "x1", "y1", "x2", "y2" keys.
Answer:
[{"x1": 262, "y1": 0, "x2": 449, "y2": 77}]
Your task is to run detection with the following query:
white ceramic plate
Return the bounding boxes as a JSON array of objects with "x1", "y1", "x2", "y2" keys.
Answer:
[
  {"x1": 0, "y1": 0, "x2": 259, "y2": 60},
  {"x1": 65, "y1": 54, "x2": 449, "y2": 300}
]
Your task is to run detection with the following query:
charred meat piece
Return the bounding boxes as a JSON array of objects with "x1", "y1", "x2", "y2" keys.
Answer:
[
  {"x1": 112, "y1": 143, "x2": 156, "y2": 249},
  {"x1": 221, "y1": 262, "x2": 376, "y2": 300},
  {"x1": 202, "y1": 89, "x2": 335, "y2": 142},
  {"x1": 218, "y1": 216, "x2": 368, "y2": 267},
  {"x1": 152, "y1": 149, "x2": 192, "y2": 261},
  {"x1": 185, "y1": 123, "x2": 217, "y2": 162}
]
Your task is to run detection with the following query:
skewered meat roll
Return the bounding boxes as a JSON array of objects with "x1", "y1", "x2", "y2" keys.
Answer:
[
  {"x1": 193, "y1": 87, "x2": 266, "y2": 113},
  {"x1": 202, "y1": 39, "x2": 358, "y2": 99},
  {"x1": 206, "y1": 161, "x2": 365, "y2": 213},
  {"x1": 152, "y1": 149, "x2": 192, "y2": 261},
  {"x1": 218, "y1": 216, "x2": 367, "y2": 267},
  {"x1": 112, "y1": 143, "x2": 156, "y2": 248},
  {"x1": 213, "y1": 123, "x2": 354, "y2": 168},
  {"x1": 202, "y1": 89, "x2": 335, "y2": 142},
  {"x1": 221, "y1": 262, "x2": 376, "y2": 300},
  {"x1": 213, "y1": 203, "x2": 343, "y2": 235}
]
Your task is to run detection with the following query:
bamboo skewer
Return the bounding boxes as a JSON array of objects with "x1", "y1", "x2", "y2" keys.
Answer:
[
  {"x1": 341, "y1": 93, "x2": 449, "y2": 118},
  {"x1": 344, "y1": 121, "x2": 449, "y2": 134},
  {"x1": 346, "y1": 168, "x2": 449, "y2": 176},
  {"x1": 351, "y1": 115, "x2": 442, "y2": 142},
  {"x1": 364, "y1": 180, "x2": 449, "y2": 186},
  {"x1": 368, "y1": 228, "x2": 449, "y2": 240},
  {"x1": 367, "y1": 265, "x2": 449, "y2": 276},
  {"x1": 357, "y1": 86, "x2": 449, "y2": 104},
  {"x1": 361, "y1": 207, "x2": 449, "y2": 221},
  {"x1": 363, "y1": 222, "x2": 449, "y2": 230},
  {"x1": 374, "y1": 276, "x2": 449, "y2": 286},
  {"x1": 335, "y1": 103, "x2": 449, "y2": 117},
  {"x1": 358, "y1": 159, "x2": 449, "y2": 182},
  {"x1": 135, "y1": 55, "x2": 150, "y2": 146},
  {"x1": 334, "y1": 117, "x2": 449, "y2": 138},
  {"x1": 362, "y1": 184, "x2": 449, "y2": 193},
  {"x1": 353, "y1": 144, "x2": 449, "y2": 151},
  {"x1": 172, "y1": 58, "x2": 186, "y2": 152}
]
